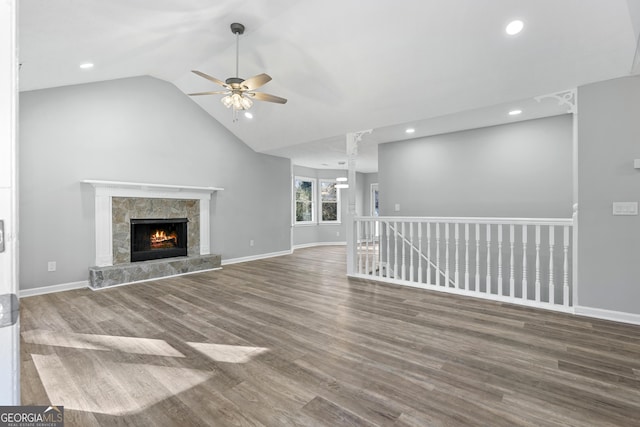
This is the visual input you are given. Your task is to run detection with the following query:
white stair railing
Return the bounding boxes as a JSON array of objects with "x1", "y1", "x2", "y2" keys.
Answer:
[{"x1": 353, "y1": 216, "x2": 574, "y2": 312}]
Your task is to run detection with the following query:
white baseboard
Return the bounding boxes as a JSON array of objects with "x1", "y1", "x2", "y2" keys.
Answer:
[
  {"x1": 293, "y1": 241, "x2": 346, "y2": 250},
  {"x1": 222, "y1": 249, "x2": 293, "y2": 266},
  {"x1": 20, "y1": 280, "x2": 89, "y2": 298},
  {"x1": 574, "y1": 305, "x2": 640, "y2": 326}
]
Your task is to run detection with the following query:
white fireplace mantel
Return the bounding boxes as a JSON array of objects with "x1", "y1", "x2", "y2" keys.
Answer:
[{"x1": 83, "y1": 180, "x2": 223, "y2": 267}]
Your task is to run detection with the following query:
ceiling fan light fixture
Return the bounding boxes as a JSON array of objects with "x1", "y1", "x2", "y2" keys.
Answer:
[
  {"x1": 240, "y1": 95, "x2": 253, "y2": 110},
  {"x1": 221, "y1": 95, "x2": 233, "y2": 108}
]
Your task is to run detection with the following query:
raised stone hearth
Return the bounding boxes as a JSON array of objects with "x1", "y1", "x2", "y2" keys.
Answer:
[
  {"x1": 89, "y1": 254, "x2": 221, "y2": 289},
  {"x1": 83, "y1": 180, "x2": 224, "y2": 289}
]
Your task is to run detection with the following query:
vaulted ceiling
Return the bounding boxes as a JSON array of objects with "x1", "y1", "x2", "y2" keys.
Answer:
[{"x1": 19, "y1": 1, "x2": 640, "y2": 172}]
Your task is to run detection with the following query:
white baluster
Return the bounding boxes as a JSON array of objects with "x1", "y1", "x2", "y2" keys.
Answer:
[
  {"x1": 497, "y1": 224, "x2": 503, "y2": 296},
  {"x1": 445, "y1": 223, "x2": 450, "y2": 287},
  {"x1": 357, "y1": 219, "x2": 362, "y2": 274},
  {"x1": 372, "y1": 219, "x2": 378, "y2": 277},
  {"x1": 365, "y1": 220, "x2": 370, "y2": 275},
  {"x1": 486, "y1": 224, "x2": 491, "y2": 294},
  {"x1": 418, "y1": 223, "x2": 423, "y2": 283},
  {"x1": 385, "y1": 221, "x2": 391, "y2": 278},
  {"x1": 563, "y1": 225, "x2": 570, "y2": 306},
  {"x1": 475, "y1": 224, "x2": 480, "y2": 292},
  {"x1": 426, "y1": 223, "x2": 432, "y2": 285},
  {"x1": 535, "y1": 225, "x2": 541, "y2": 302},
  {"x1": 436, "y1": 223, "x2": 441, "y2": 287},
  {"x1": 409, "y1": 222, "x2": 414, "y2": 282},
  {"x1": 394, "y1": 221, "x2": 398, "y2": 280},
  {"x1": 509, "y1": 224, "x2": 515, "y2": 298},
  {"x1": 454, "y1": 223, "x2": 460, "y2": 288},
  {"x1": 522, "y1": 225, "x2": 528, "y2": 300},
  {"x1": 549, "y1": 226, "x2": 555, "y2": 305},
  {"x1": 464, "y1": 223, "x2": 470, "y2": 291},
  {"x1": 401, "y1": 222, "x2": 406, "y2": 281},
  {"x1": 378, "y1": 220, "x2": 383, "y2": 279}
]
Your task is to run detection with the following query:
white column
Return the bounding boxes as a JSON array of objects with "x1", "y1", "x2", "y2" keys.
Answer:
[
  {"x1": 536, "y1": 89, "x2": 577, "y2": 307},
  {"x1": 345, "y1": 130, "x2": 372, "y2": 275},
  {"x1": 94, "y1": 191, "x2": 113, "y2": 267},
  {"x1": 200, "y1": 194, "x2": 211, "y2": 255}
]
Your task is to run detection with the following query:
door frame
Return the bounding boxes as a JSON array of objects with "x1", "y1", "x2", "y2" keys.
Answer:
[{"x1": 0, "y1": 0, "x2": 20, "y2": 405}]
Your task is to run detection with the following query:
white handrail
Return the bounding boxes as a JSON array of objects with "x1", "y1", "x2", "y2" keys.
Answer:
[{"x1": 356, "y1": 216, "x2": 572, "y2": 226}]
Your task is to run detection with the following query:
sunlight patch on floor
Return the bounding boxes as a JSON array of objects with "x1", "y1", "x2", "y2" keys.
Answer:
[
  {"x1": 22, "y1": 329, "x2": 184, "y2": 357},
  {"x1": 31, "y1": 353, "x2": 211, "y2": 416},
  {"x1": 187, "y1": 342, "x2": 268, "y2": 363}
]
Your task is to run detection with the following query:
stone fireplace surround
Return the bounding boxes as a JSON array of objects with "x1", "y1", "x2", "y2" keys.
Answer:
[{"x1": 83, "y1": 180, "x2": 223, "y2": 288}]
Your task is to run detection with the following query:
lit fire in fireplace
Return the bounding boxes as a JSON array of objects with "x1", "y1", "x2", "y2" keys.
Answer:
[{"x1": 150, "y1": 229, "x2": 178, "y2": 249}]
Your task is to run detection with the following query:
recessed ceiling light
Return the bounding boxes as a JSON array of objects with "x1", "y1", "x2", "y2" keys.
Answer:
[
  {"x1": 244, "y1": 112, "x2": 253, "y2": 119},
  {"x1": 509, "y1": 109, "x2": 522, "y2": 116},
  {"x1": 505, "y1": 20, "x2": 524, "y2": 35},
  {"x1": 79, "y1": 63, "x2": 94, "y2": 69},
  {"x1": 405, "y1": 128, "x2": 415, "y2": 134}
]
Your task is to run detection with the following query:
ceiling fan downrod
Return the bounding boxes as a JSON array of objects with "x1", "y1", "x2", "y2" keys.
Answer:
[{"x1": 230, "y1": 23, "x2": 245, "y2": 78}]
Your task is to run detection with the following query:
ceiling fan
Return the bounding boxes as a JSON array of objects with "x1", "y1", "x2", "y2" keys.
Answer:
[{"x1": 189, "y1": 23, "x2": 287, "y2": 116}]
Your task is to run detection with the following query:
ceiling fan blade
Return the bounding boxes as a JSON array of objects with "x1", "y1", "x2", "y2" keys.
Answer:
[
  {"x1": 188, "y1": 90, "x2": 229, "y2": 96},
  {"x1": 250, "y1": 92, "x2": 287, "y2": 104},
  {"x1": 191, "y1": 70, "x2": 228, "y2": 87},
  {"x1": 241, "y1": 73, "x2": 272, "y2": 90}
]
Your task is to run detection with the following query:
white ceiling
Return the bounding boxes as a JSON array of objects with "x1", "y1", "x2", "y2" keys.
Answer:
[{"x1": 19, "y1": 0, "x2": 640, "y2": 172}]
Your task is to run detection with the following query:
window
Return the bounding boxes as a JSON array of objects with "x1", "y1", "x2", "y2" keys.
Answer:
[
  {"x1": 294, "y1": 177, "x2": 315, "y2": 224},
  {"x1": 320, "y1": 180, "x2": 340, "y2": 223}
]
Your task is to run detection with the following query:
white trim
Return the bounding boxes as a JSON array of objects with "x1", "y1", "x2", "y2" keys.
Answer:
[
  {"x1": 89, "y1": 268, "x2": 222, "y2": 291},
  {"x1": 319, "y1": 179, "x2": 341, "y2": 224},
  {"x1": 20, "y1": 281, "x2": 88, "y2": 298},
  {"x1": 82, "y1": 180, "x2": 223, "y2": 194},
  {"x1": 357, "y1": 215, "x2": 573, "y2": 226},
  {"x1": 574, "y1": 305, "x2": 640, "y2": 326},
  {"x1": 222, "y1": 249, "x2": 293, "y2": 266},
  {"x1": 293, "y1": 242, "x2": 347, "y2": 250},
  {"x1": 83, "y1": 180, "x2": 222, "y2": 267},
  {"x1": 294, "y1": 176, "x2": 316, "y2": 225}
]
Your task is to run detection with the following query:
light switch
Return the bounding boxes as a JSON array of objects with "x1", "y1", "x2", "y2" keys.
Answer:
[
  {"x1": 634, "y1": 159, "x2": 640, "y2": 169},
  {"x1": 612, "y1": 202, "x2": 638, "y2": 216},
  {"x1": 394, "y1": 203, "x2": 400, "y2": 212}
]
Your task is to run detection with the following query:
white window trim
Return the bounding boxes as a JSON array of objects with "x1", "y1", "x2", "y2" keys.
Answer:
[
  {"x1": 294, "y1": 176, "x2": 316, "y2": 226},
  {"x1": 319, "y1": 179, "x2": 341, "y2": 224}
]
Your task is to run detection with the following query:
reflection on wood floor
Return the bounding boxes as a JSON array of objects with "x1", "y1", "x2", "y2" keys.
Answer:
[{"x1": 21, "y1": 246, "x2": 640, "y2": 426}]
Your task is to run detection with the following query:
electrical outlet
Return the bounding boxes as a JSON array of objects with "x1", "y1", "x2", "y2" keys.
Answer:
[
  {"x1": 47, "y1": 261, "x2": 56, "y2": 272},
  {"x1": 336, "y1": 231, "x2": 340, "y2": 237},
  {"x1": 249, "y1": 240, "x2": 254, "y2": 247}
]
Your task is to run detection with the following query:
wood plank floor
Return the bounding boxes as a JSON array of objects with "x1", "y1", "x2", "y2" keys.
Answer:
[{"x1": 20, "y1": 246, "x2": 640, "y2": 426}]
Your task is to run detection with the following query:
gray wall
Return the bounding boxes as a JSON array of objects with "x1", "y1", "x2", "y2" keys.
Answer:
[
  {"x1": 361, "y1": 173, "x2": 379, "y2": 216},
  {"x1": 577, "y1": 75, "x2": 640, "y2": 314},
  {"x1": 19, "y1": 76, "x2": 291, "y2": 290},
  {"x1": 292, "y1": 165, "x2": 348, "y2": 246},
  {"x1": 378, "y1": 115, "x2": 573, "y2": 218}
]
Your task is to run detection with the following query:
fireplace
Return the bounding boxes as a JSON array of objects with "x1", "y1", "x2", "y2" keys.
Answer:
[{"x1": 130, "y1": 218, "x2": 188, "y2": 262}]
